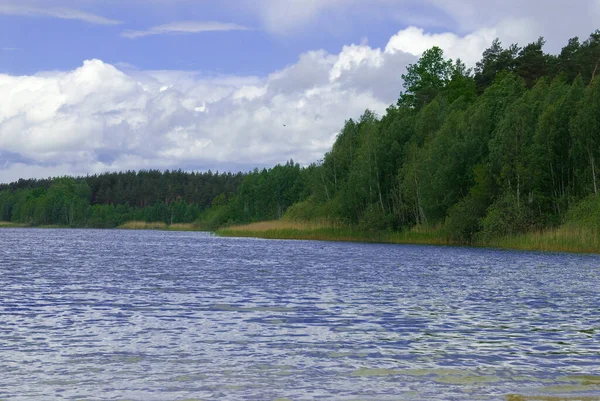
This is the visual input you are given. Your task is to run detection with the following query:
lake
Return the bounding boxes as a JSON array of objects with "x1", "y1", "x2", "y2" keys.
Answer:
[{"x1": 0, "y1": 229, "x2": 599, "y2": 400}]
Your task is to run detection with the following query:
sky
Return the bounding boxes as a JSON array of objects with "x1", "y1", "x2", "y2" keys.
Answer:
[{"x1": 1, "y1": 0, "x2": 599, "y2": 183}]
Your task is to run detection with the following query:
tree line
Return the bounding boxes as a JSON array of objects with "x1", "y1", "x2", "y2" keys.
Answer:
[
  {"x1": 2, "y1": 31, "x2": 600, "y2": 240},
  {"x1": 0, "y1": 170, "x2": 242, "y2": 227},
  {"x1": 207, "y1": 31, "x2": 600, "y2": 241}
]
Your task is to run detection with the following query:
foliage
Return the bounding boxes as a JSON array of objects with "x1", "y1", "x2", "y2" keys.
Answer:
[
  {"x1": 565, "y1": 195, "x2": 600, "y2": 230},
  {"x1": 0, "y1": 171, "x2": 240, "y2": 228},
  {"x1": 480, "y1": 193, "x2": 532, "y2": 241},
  {"x1": 3, "y1": 31, "x2": 600, "y2": 244},
  {"x1": 399, "y1": 46, "x2": 454, "y2": 109}
]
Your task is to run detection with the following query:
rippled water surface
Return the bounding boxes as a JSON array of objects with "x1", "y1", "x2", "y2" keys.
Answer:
[{"x1": 1, "y1": 229, "x2": 600, "y2": 400}]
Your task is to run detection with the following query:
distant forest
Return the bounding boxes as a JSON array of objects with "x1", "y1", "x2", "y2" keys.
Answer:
[
  {"x1": 2, "y1": 31, "x2": 600, "y2": 240},
  {"x1": 0, "y1": 171, "x2": 242, "y2": 228}
]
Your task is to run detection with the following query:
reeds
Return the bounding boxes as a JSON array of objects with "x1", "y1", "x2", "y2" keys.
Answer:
[
  {"x1": 506, "y1": 395, "x2": 600, "y2": 401},
  {"x1": 0, "y1": 221, "x2": 28, "y2": 228},
  {"x1": 167, "y1": 223, "x2": 203, "y2": 231},
  {"x1": 483, "y1": 225, "x2": 600, "y2": 254},
  {"x1": 117, "y1": 221, "x2": 202, "y2": 231},
  {"x1": 118, "y1": 221, "x2": 168, "y2": 230},
  {"x1": 217, "y1": 220, "x2": 453, "y2": 246},
  {"x1": 218, "y1": 219, "x2": 600, "y2": 254}
]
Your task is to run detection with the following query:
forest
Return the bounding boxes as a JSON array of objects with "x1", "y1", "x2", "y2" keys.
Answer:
[
  {"x1": 207, "y1": 31, "x2": 600, "y2": 243},
  {"x1": 0, "y1": 170, "x2": 242, "y2": 228},
  {"x1": 2, "y1": 31, "x2": 600, "y2": 243}
]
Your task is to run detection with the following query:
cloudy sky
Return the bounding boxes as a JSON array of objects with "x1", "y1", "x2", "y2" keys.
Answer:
[{"x1": 1, "y1": 0, "x2": 599, "y2": 183}]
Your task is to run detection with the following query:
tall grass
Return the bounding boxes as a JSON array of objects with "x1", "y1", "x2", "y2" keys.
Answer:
[
  {"x1": 506, "y1": 395, "x2": 600, "y2": 401},
  {"x1": 483, "y1": 225, "x2": 600, "y2": 254},
  {"x1": 118, "y1": 221, "x2": 202, "y2": 231},
  {"x1": 118, "y1": 221, "x2": 168, "y2": 230},
  {"x1": 167, "y1": 223, "x2": 204, "y2": 231},
  {"x1": 0, "y1": 221, "x2": 28, "y2": 228},
  {"x1": 218, "y1": 219, "x2": 600, "y2": 254},
  {"x1": 217, "y1": 220, "x2": 452, "y2": 246}
]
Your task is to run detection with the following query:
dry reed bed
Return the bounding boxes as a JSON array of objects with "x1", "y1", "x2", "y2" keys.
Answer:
[
  {"x1": 218, "y1": 220, "x2": 453, "y2": 246},
  {"x1": 219, "y1": 220, "x2": 600, "y2": 254},
  {"x1": 487, "y1": 225, "x2": 600, "y2": 254},
  {"x1": 0, "y1": 221, "x2": 27, "y2": 228},
  {"x1": 118, "y1": 221, "x2": 200, "y2": 231}
]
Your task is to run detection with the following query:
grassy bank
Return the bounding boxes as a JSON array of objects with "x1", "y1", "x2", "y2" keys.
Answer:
[
  {"x1": 486, "y1": 225, "x2": 600, "y2": 254},
  {"x1": 217, "y1": 220, "x2": 454, "y2": 246},
  {"x1": 1, "y1": 222, "x2": 74, "y2": 229},
  {"x1": 1, "y1": 220, "x2": 204, "y2": 231},
  {"x1": 217, "y1": 220, "x2": 600, "y2": 254},
  {"x1": 0, "y1": 221, "x2": 28, "y2": 228},
  {"x1": 4, "y1": 218, "x2": 598, "y2": 254},
  {"x1": 117, "y1": 221, "x2": 203, "y2": 231}
]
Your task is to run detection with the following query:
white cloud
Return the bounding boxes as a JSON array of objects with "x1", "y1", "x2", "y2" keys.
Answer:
[
  {"x1": 384, "y1": 21, "x2": 536, "y2": 66},
  {"x1": 122, "y1": 21, "x2": 250, "y2": 39},
  {"x1": 0, "y1": 30, "x2": 412, "y2": 181},
  {"x1": 252, "y1": 0, "x2": 600, "y2": 54},
  {"x1": 426, "y1": 0, "x2": 600, "y2": 53},
  {"x1": 0, "y1": 4, "x2": 121, "y2": 25},
  {"x1": 1, "y1": 9, "x2": 599, "y2": 182}
]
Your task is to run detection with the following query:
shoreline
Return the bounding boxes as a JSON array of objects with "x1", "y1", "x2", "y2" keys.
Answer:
[
  {"x1": 0, "y1": 221, "x2": 206, "y2": 232},
  {"x1": 3, "y1": 220, "x2": 599, "y2": 255},
  {"x1": 215, "y1": 221, "x2": 600, "y2": 256}
]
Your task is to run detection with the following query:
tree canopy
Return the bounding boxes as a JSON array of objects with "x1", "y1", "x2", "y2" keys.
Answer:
[{"x1": 3, "y1": 31, "x2": 600, "y2": 241}]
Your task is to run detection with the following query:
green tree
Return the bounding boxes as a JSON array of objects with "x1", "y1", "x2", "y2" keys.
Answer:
[
  {"x1": 516, "y1": 37, "x2": 549, "y2": 88},
  {"x1": 399, "y1": 46, "x2": 453, "y2": 109},
  {"x1": 571, "y1": 78, "x2": 600, "y2": 195},
  {"x1": 475, "y1": 39, "x2": 520, "y2": 92}
]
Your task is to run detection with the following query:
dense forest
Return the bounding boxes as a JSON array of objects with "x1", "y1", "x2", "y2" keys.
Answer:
[
  {"x1": 206, "y1": 31, "x2": 600, "y2": 242},
  {"x1": 2, "y1": 31, "x2": 600, "y2": 242},
  {"x1": 0, "y1": 170, "x2": 242, "y2": 228}
]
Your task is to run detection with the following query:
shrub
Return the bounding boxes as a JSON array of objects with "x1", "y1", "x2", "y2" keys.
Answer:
[
  {"x1": 566, "y1": 195, "x2": 600, "y2": 229},
  {"x1": 444, "y1": 195, "x2": 487, "y2": 243},
  {"x1": 358, "y1": 203, "x2": 393, "y2": 232},
  {"x1": 480, "y1": 193, "x2": 531, "y2": 241},
  {"x1": 283, "y1": 198, "x2": 335, "y2": 222}
]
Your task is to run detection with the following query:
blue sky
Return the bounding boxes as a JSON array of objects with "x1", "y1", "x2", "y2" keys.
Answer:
[
  {"x1": 0, "y1": 1, "x2": 444, "y2": 75},
  {"x1": 1, "y1": 0, "x2": 599, "y2": 182}
]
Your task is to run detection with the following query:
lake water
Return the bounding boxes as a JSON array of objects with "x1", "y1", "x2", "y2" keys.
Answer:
[{"x1": 1, "y1": 229, "x2": 599, "y2": 401}]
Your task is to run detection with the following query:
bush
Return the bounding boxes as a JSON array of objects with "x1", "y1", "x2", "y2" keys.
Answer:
[
  {"x1": 283, "y1": 198, "x2": 334, "y2": 221},
  {"x1": 444, "y1": 195, "x2": 488, "y2": 243},
  {"x1": 479, "y1": 193, "x2": 531, "y2": 241},
  {"x1": 196, "y1": 205, "x2": 235, "y2": 230},
  {"x1": 566, "y1": 195, "x2": 600, "y2": 229},
  {"x1": 358, "y1": 203, "x2": 393, "y2": 232}
]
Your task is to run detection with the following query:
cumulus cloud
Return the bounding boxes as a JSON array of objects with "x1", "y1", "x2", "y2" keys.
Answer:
[
  {"x1": 427, "y1": 0, "x2": 600, "y2": 53},
  {"x1": 0, "y1": 11, "x2": 597, "y2": 182},
  {"x1": 0, "y1": 4, "x2": 121, "y2": 25},
  {"x1": 122, "y1": 21, "x2": 251, "y2": 39},
  {"x1": 0, "y1": 27, "x2": 418, "y2": 181},
  {"x1": 384, "y1": 22, "x2": 535, "y2": 66}
]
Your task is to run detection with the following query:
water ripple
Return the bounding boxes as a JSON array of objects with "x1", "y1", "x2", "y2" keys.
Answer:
[{"x1": 0, "y1": 229, "x2": 599, "y2": 400}]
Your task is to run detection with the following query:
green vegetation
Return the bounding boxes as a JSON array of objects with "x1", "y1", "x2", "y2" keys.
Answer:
[
  {"x1": 0, "y1": 221, "x2": 27, "y2": 228},
  {"x1": 217, "y1": 221, "x2": 451, "y2": 246},
  {"x1": 0, "y1": 170, "x2": 241, "y2": 229},
  {"x1": 118, "y1": 221, "x2": 201, "y2": 231},
  {"x1": 218, "y1": 219, "x2": 600, "y2": 253},
  {"x1": 213, "y1": 32, "x2": 600, "y2": 253},
  {"x1": 2, "y1": 32, "x2": 600, "y2": 253}
]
